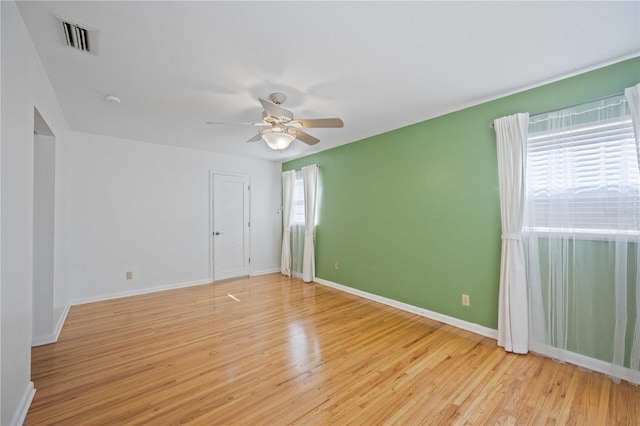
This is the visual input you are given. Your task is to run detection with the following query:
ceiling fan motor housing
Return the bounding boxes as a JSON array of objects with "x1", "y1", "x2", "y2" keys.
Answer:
[{"x1": 269, "y1": 93, "x2": 287, "y2": 105}]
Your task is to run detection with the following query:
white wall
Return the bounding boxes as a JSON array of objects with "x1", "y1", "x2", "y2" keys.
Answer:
[
  {"x1": 32, "y1": 134, "x2": 56, "y2": 341},
  {"x1": 2, "y1": 3, "x2": 281, "y2": 423},
  {"x1": 1, "y1": 1, "x2": 71, "y2": 424},
  {"x1": 67, "y1": 132, "x2": 281, "y2": 303}
]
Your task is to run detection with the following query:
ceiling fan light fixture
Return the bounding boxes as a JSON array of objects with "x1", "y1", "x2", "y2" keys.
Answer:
[{"x1": 262, "y1": 129, "x2": 295, "y2": 150}]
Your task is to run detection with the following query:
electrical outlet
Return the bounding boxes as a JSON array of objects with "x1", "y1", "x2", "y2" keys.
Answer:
[
  {"x1": 126, "y1": 271, "x2": 133, "y2": 280},
  {"x1": 462, "y1": 294, "x2": 470, "y2": 306},
  {"x1": 334, "y1": 262, "x2": 340, "y2": 271}
]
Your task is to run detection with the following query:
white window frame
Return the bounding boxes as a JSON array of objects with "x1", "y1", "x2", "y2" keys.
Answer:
[{"x1": 524, "y1": 97, "x2": 640, "y2": 241}]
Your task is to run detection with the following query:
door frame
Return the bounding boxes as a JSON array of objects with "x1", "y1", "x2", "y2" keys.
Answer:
[{"x1": 209, "y1": 170, "x2": 252, "y2": 282}]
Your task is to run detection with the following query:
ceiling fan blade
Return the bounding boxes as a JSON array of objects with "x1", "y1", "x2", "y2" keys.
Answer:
[
  {"x1": 206, "y1": 121, "x2": 268, "y2": 127},
  {"x1": 259, "y1": 98, "x2": 284, "y2": 119},
  {"x1": 246, "y1": 133, "x2": 263, "y2": 143},
  {"x1": 292, "y1": 129, "x2": 320, "y2": 146},
  {"x1": 293, "y1": 118, "x2": 344, "y2": 128}
]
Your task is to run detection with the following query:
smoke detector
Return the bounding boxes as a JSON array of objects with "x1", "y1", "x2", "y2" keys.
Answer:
[{"x1": 105, "y1": 95, "x2": 121, "y2": 104}]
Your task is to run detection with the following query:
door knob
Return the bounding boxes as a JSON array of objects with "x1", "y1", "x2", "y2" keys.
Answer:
[{"x1": 213, "y1": 231, "x2": 222, "y2": 236}]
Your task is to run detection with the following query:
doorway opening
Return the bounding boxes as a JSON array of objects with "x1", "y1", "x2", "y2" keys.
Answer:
[{"x1": 32, "y1": 108, "x2": 56, "y2": 345}]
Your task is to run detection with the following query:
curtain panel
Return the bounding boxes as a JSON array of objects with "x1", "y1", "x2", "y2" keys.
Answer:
[
  {"x1": 301, "y1": 164, "x2": 319, "y2": 282},
  {"x1": 625, "y1": 83, "x2": 640, "y2": 372},
  {"x1": 525, "y1": 92, "x2": 640, "y2": 382},
  {"x1": 626, "y1": 84, "x2": 640, "y2": 168},
  {"x1": 290, "y1": 224, "x2": 305, "y2": 279},
  {"x1": 281, "y1": 170, "x2": 295, "y2": 276},
  {"x1": 494, "y1": 113, "x2": 530, "y2": 354}
]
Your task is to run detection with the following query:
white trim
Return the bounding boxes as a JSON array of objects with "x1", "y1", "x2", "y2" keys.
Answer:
[
  {"x1": 10, "y1": 381, "x2": 35, "y2": 426},
  {"x1": 530, "y1": 342, "x2": 640, "y2": 385},
  {"x1": 209, "y1": 170, "x2": 252, "y2": 282},
  {"x1": 450, "y1": 54, "x2": 640, "y2": 121},
  {"x1": 314, "y1": 278, "x2": 498, "y2": 340},
  {"x1": 54, "y1": 304, "x2": 71, "y2": 341},
  {"x1": 32, "y1": 333, "x2": 55, "y2": 347},
  {"x1": 70, "y1": 279, "x2": 210, "y2": 306},
  {"x1": 524, "y1": 227, "x2": 640, "y2": 241},
  {"x1": 32, "y1": 330, "x2": 52, "y2": 346},
  {"x1": 315, "y1": 277, "x2": 640, "y2": 385},
  {"x1": 31, "y1": 305, "x2": 70, "y2": 346},
  {"x1": 250, "y1": 267, "x2": 281, "y2": 277},
  {"x1": 209, "y1": 170, "x2": 216, "y2": 283},
  {"x1": 284, "y1": 55, "x2": 640, "y2": 163}
]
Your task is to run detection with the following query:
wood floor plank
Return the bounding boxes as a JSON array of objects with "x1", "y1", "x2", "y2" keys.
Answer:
[{"x1": 26, "y1": 274, "x2": 640, "y2": 425}]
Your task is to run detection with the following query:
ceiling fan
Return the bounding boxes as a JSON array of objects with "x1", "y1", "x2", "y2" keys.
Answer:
[{"x1": 207, "y1": 93, "x2": 344, "y2": 150}]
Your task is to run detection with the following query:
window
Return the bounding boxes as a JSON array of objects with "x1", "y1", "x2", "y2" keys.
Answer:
[
  {"x1": 526, "y1": 94, "x2": 640, "y2": 237},
  {"x1": 291, "y1": 170, "x2": 305, "y2": 225}
]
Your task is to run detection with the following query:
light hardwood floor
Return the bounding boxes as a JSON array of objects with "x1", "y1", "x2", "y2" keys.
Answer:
[{"x1": 27, "y1": 274, "x2": 639, "y2": 425}]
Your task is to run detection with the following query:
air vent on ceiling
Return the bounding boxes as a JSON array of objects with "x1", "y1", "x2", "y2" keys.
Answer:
[{"x1": 56, "y1": 17, "x2": 98, "y2": 55}]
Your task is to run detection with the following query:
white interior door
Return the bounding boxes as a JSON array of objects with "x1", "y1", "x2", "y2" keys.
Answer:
[{"x1": 212, "y1": 173, "x2": 250, "y2": 281}]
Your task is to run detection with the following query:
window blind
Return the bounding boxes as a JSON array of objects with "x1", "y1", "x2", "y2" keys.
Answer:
[
  {"x1": 291, "y1": 171, "x2": 305, "y2": 225},
  {"x1": 526, "y1": 97, "x2": 640, "y2": 235}
]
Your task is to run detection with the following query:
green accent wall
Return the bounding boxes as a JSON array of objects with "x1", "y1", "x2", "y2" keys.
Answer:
[{"x1": 284, "y1": 57, "x2": 640, "y2": 332}]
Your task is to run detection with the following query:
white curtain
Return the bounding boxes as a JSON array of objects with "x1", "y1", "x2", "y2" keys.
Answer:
[
  {"x1": 291, "y1": 222, "x2": 305, "y2": 279},
  {"x1": 290, "y1": 170, "x2": 305, "y2": 279},
  {"x1": 525, "y1": 93, "x2": 640, "y2": 379},
  {"x1": 280, "y1": 170, "x2": 295, "y2": 276},
  {"x1": 494, "y1": 113, "x2": 530, "y2": 354},
  {"x1": 625, "y1": 83, "x2": 640, "y2": 371},
  {"x1": 301, "y1": 164, "x2": 319, "y2": 283}
]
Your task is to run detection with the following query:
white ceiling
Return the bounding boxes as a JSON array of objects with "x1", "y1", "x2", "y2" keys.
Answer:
[{"x1": 15, "y1": 1, "x2": 640, "y2": 161}]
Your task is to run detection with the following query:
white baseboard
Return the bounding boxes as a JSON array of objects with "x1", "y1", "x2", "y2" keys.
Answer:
[
  {"x1": 70, "y1": 279, "x2": 211, "y2": 306},
  {"x1": 32, "y1": 333, "x2": 55, "y2": 347},
  {"x1": 314, "y1": 278, "x2": 498, "y2": 340},
  {"x1": 70, "y1": 271, "x2": 282, "y2": 306},
  {"x1": 250, "y1": 267, "x2": 280, "y2": 277},
  {"x1": 10, "y1": 381, "x2": 35, "y2": 426},
  {"x1": 31, "y1": 305, "x2": 71, "y2": 346},
  {"x1": 315, "y1": 277, "x2": 640, "y2": 386},
  {"x1": 54, "y1": 304, "x2": 70, "y2": 341},
  {"x1": 530, "y1": 342, "x2": 640, "y2": 385}
]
